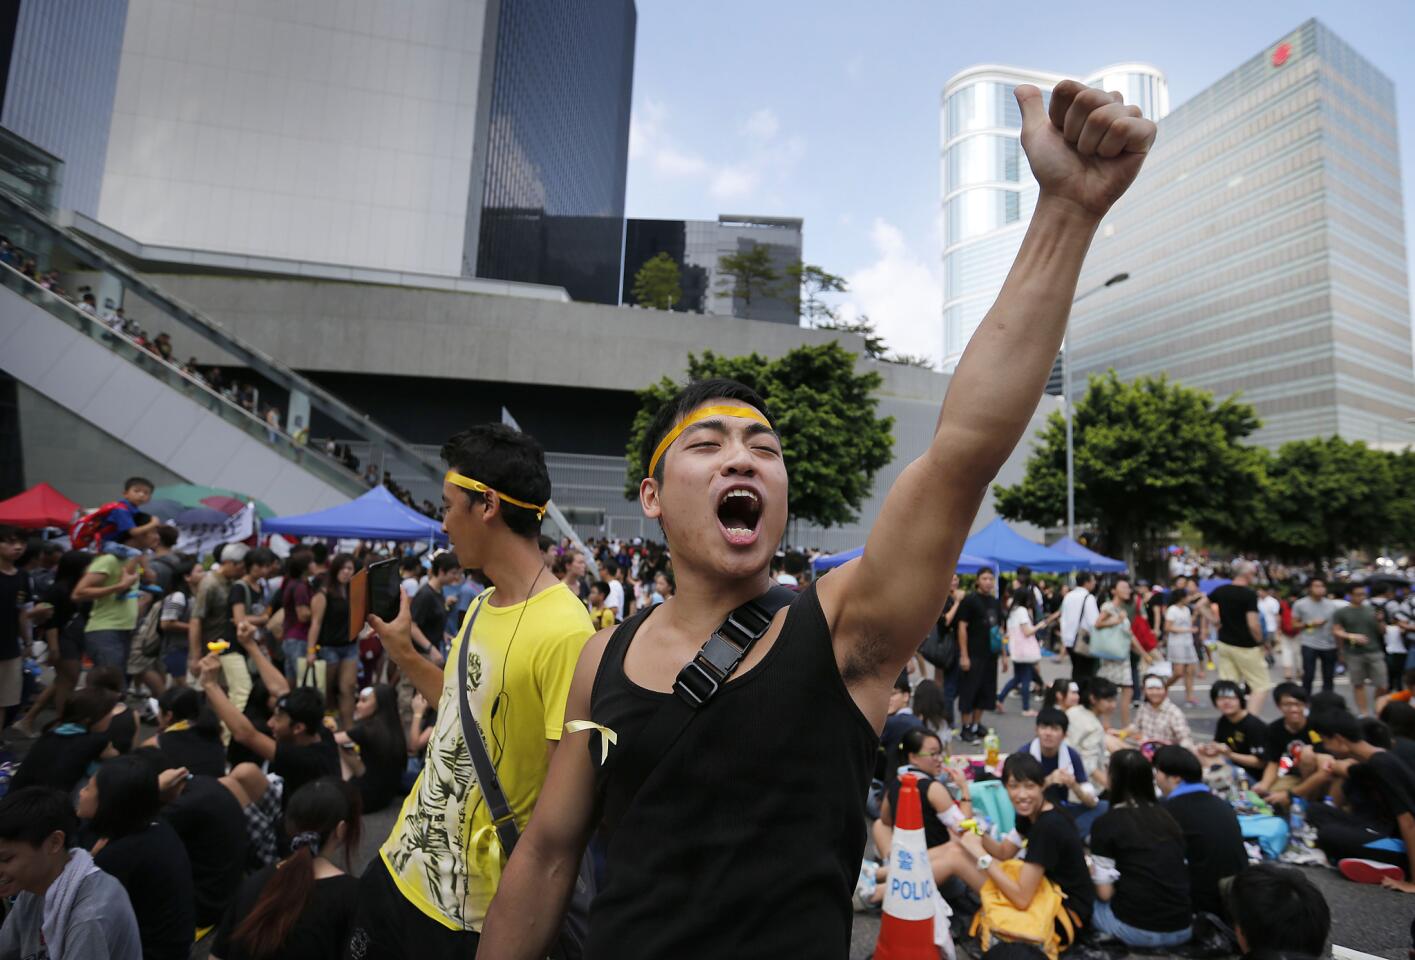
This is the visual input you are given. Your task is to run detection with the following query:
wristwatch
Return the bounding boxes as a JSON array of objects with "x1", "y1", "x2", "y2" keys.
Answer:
[{"x1": 976, "y1": 854, "x2": 993, "y2": 872}]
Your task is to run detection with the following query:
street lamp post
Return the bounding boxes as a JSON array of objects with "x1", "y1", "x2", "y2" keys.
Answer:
[{"x1": 1065, "y1": 272, "x2": 1130, "y2": 545}]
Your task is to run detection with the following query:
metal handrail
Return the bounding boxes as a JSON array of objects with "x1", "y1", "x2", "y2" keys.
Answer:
[{"x1": 0, "y1": 188, "x2": 443, "y2": 484}]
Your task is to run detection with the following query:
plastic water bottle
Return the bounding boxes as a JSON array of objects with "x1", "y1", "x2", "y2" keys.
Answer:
[
  {"x1": 1288, "y1": 796, "x2": 1306, "y2": 838},
  {"x1": 984, "y1": 728, "x2": 1000, "y2": 768}
]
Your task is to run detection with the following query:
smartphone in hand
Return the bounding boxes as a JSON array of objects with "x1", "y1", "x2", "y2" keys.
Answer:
[{"x1": 348, "y1": 556, "x2": 402, "y2": 642}]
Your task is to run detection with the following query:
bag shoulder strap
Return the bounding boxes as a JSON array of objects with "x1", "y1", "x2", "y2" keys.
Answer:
[
  {"x1": 454, "y1": 590, "x2": 523, "y2": 857},
  {"x1": 601, "y1": 584, "x2": 797, "y2": 833}
]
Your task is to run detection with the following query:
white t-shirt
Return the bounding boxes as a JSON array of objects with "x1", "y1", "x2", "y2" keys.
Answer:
[
  {"x1": 1164, "y1": 603, "x2": 1192, "y2": 640},
  {"x1": 1257, "y1": 595, "x2": 1281, "y2": 633},
  {"x1": 1007, "y1": 606, "x2": 1041, "y2": 663},
  {"x1": 605, "y1": 579, "x2": 625, "y2": 618},
  {"x1": 401, "y1": 576, "x2": 421, "y2": 599},
  {"x1": 775, "y1": 573, "x2": 797, "y2": 586}
]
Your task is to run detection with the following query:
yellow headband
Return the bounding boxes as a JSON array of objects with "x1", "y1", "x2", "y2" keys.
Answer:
[
  {"x1": 444, "y1": 471, "x2": 547, "y2": 520},
  {"x1": 646, "y1": 404, "x2": 773, "y2": 478}
]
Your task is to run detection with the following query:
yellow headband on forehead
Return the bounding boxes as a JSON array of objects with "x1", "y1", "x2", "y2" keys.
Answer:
[
  {"x1": 646, "y1": 404, "x2": 772, "y2": 479},
  {"x1": 444, "y1": 471, "x2": 547, "y2": 520}
]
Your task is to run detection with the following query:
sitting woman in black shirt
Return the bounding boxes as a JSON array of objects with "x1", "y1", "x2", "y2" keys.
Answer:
[
  {"x1": 9, "y1": 687, "x2": 118, "y2": 795},
  {"x1": 334, "y1": 683, "x2": 406, "y2": 813},
  {"x1": 934, "y1": 753, "x2": 1095, "y2": 927},
  {"x1": 1087, "y1": 749, "x2": 1193, "y2": 947},
  {"x1": 211, "y1": 777, "x2": 362, "y2": 960},
  {"x1": 78, "y1": 755, "x2": 195, "y2": 960},
  {"x1": 86, "y1": 667, "x2": 137, "y2": 754},
  {"x1": 145, "y1": 686, "x2": 227, "y2": 777}
]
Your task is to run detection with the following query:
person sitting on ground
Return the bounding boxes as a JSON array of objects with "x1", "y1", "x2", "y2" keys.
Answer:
[
  {"x1": 1129, "y1": 673, "x2": 1194, "y2": 749},
  {"x1": 1305, "y1": 709, "x2": 1415, "y2": 892},
  {"x1": 0, "y1": 786, "x2": 141, "y2": 960},
  {"x1": 933, "y1": 753, "x2": 1095, "y2": 930},
  {"x1": 1253, "y1": 682, "x2": 1325, "y2": 809},
  {"x1": 876, "y1": 671, "x2": 925, "y2": 787},
  {"x1": 404, "y1": 691, "x2": 436, "y2": 791},
  {"x1": 1086, "y1": 749, "x2": 1193, "y2": 948},
  {"x1": 78, "y1": 755, "x2": 195, "y2": 960},
  {"x1": 910, "y1": 678, "x2": 951, "y2": 738},
  {"x1": 1225, "y1": 863, "x2": 1331, "y2": 960},
  {"x1": 86, "y1": 666, "x2": 138, "y2": 755},
  {"x1": 1066, "y1": 677, "x2": 1117, "y2": 792},
  {"x1": 1379, "y1": 700, "x2": 1415, "y2": 769},
  {"x1": 131, "y1": 747, "x2": 248, "y2": 937},
  {"x1": 1199, "y1": 679, "x2": 1268, "y2": 779},
  {"x1": 1041, "y1": 678, "x2": 1080, "y2": 714},
  {"x1": 1152, "y1": 745, "x2": 1248, "y2": 922},
  {"x1": 142, "y1": 685, "x2": 227, "y2": 777},
  {"x1": 9, "y1": 686, "x2": 120, "y2": 794},
  {"x1": 210, "y1": 778, "x2": 361, "y2": 960},
  {"x1": 1016, "y1": 707, "x2": 1104, "y2": 837},
  {"x1": 335, "y1": 683, "x2": 407, "y2": 813}
]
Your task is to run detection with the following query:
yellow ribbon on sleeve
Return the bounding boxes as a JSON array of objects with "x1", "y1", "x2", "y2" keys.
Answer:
[{"x1": 565, "y1": 720, "x2": 618, "y2": 765}]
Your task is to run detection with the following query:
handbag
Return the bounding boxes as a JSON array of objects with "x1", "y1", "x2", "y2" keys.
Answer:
[
  {"x1": 1089, "y1": 607, "x2": 1132, "y2": 661},
  {"x1": 919, "y1": 623, "x2": 957, "y2": 671},
  {"x1": 298, "y1": 657, "x2": 328, "y2": 697},
  {"x1": 456, "y1": 593, "x2": 594, "y2": 960}
]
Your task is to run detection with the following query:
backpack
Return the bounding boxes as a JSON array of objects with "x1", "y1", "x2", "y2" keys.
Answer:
[
  {"x1": 1278, "y1": 598, "x2": 1299, "y2": 638},
  {"x1": 969, "y1": 858, "x2": 1076, "y2": 959},
  {"x1": 1131, "y1": 614, "x2": 1158, "y2": 652},
  {"x1": 70, "y1": 501, "x2": 130, "y2": 550},
  {"x1": 135, "y1": 598, "x2": 165, "y2": 658}
]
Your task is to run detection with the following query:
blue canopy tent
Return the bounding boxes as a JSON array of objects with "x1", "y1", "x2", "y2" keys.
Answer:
[
  {"x1": 1049, "y1": 536, "x2": 1127, "y2": 573},
  {"x1": 263, "y1": 486, "x2": 447, "y2": 543},
  {"x1": 812, "y1": 545, "x2": 997, "y2": 574},
  {"x1": 961, "y1": 518, "x2": 1084, "y2": 573}
]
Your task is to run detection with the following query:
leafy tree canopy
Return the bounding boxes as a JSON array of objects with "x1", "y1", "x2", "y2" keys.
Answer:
[{"x1": 631, "y1": 251, "x2": 682, "y2": 311}]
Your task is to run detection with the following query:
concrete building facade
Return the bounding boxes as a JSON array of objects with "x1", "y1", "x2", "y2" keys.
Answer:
[{"x1": 1070, "y1": 20, "x2": 1415, "y2": 449}]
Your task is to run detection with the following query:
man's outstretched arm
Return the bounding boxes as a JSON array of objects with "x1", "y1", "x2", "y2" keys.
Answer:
[{"x1": 820, "y1": 81, "x2": 1155, "y2": 707}]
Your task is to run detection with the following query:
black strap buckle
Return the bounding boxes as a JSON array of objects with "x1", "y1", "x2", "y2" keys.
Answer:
[{"x1": 674, "y1": 659, "x2": 721, "y2": 707}]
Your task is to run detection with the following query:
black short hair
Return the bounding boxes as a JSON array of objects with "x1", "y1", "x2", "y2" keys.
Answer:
[
  {"x1": 1271, "y1": 681, "x2": 1307, "y2": 706},
  {"x1": 245, "y1": 546, "x2": 277, "y2": 571},
  {"x1": 440, "y1": 423, "x2": 551, "y2": 538},
  {"x1": 0, "y1": 787, "x2": 79, "y2": 848},
  {"x1": 89, "y1": 756, "x2": 161, "y2": 840},
  {"x1": 1035, "y1": 707, "x2": 1069, "y2": 733},
  {"x1": 155, "y1": 525, "x2": 179, "y2": 549},
  {"x1": 276, "y1": 687, "x2": 325, "y2": 734},
  {"x1": 590, "y1": 580, "x2": 610, "y2": 597},
  {"x1": 1084, "y1": 676, "x2": 1118, "y2": 705},
  {"x1": 1380, "y1": 700, "x2": 1415, "y2": 739},
  {"x1": 783, "y1": 552, "x2": 807, "y2": 576},
  {"x1": 1210, "y1": 679, "x2": 1247, "y2": 709},
  {"x1": 398, "y1": 555, "x2": 423, "y2": 574},
  {"x1": 430, "y1": 553, "x2": 461, "y2": 577},
  {"x1": 1002, "y1": 752, "x2": 1046, "y2": 787},
  {"x1": 1226, "y1": 864, "x2": 1330, "y2": 955},
  {"x1": 603, "y1": 559, "x2": 619, "y2": 576},
  {"x1": 1075, "y1": 570, "x2": 1096, "y2": 588},
  {"x1": 1153, "y1": 744, "x2": 1203, "y2": 783},
  {"x1": 893, "y1": 671, "x2": 911, "y2": 694},
  {"x1": 123, "y1": 477, "x2": 154, "y2": 492},
  {"x1": 1361, "y1": 717, "x2": 1392, "y2": 749},
  {"x1": 640, "y1": 378, "x2": 774, "y2": 484},
  {"x1": 1310, "y1": 709, "x2": 1362, "y2": 743},
  {"x1": 158, "y1": 685, "x2": 201, "y2": 722},
  {"x1": 538, "y1": 535, "x2": 554, "y2": 553},
  {"x1": 310, "y1": 543, "x2": 329, "y2": 565}
]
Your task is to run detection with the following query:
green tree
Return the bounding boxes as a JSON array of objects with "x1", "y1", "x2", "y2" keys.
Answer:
[
  {"x1": 716, "y1": 244, "x2": 780, "y2": 311},
  {"x1": 1391, "y1": 448, "x2": 1415, "y2": 553},
  {"x1": 886, "y1": 352, "x2": 934, "y2": 369},
  {"x1": 631, "y1": 252, "x2": 682, "y2": 310},
  {"x1": 1253, "y1": 437, "x2": 1396, "y2": 566},
  {"x1": 624, "y1": 342, "x2": 894, "y2": 529},
  {"x1": 992, "y1": 370, "x2": 1264, "y2": 572},
  {"x1": 785, "y1": 262, "x2": 848, "y2": 324},
  {"x1": 816, "y1": 314, "x2": 889, "y2": 360}
]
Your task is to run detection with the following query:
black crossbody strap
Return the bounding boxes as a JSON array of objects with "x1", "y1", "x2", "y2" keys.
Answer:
[
  {"x1": 454, "y1": 591, "x2": 522, "y2": 857},
  {"x1": 601, "y1": 584, "x2": 797, "y2": 833}
]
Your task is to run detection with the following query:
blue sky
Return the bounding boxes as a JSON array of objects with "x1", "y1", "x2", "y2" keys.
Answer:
[{"x1": 624, "y1": 1, "x2": 1415, "y2": 364}]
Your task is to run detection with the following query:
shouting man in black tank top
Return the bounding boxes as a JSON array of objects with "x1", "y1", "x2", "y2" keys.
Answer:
[{"x1": 480, "y1": 80, "x2": 1156, "y2": 960}]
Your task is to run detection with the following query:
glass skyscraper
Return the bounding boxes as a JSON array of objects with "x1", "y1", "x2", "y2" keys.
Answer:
[
  {"x1": 1070, "y1": 20, "x2": 1415, "y2": 448},
  {"x1": 940, "y1": 62, "x2": 1168, "y2": 370}
]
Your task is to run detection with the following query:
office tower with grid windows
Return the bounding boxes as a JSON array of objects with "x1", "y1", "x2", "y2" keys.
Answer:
[
  {"x1": 940, "y1": 62, "x2": 1168, "y2": 371},
  {"x1": 1070, "y1": 20, "x2": 1415, "y2": 448}
]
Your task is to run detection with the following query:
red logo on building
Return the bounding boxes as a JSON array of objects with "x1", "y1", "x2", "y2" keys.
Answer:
[{"x1": 1272, "y1": 42, "x2": 1292, "y2": 67}]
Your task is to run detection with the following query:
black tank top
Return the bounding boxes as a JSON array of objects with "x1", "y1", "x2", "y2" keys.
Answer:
[
  {"x1": 886, "y1": 766, "x2": 950, "y2": 849},
  {"x1": 318, "y1": 590, "x2": 350, "y2": 647},
  {"x1": 585, "y1": 582, "x2": 876, "y2": 960}
]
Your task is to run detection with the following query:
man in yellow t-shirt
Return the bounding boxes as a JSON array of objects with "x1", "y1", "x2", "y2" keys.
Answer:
[{"x1": 350, "y1": 424, "x2": 593, "y2": 960}]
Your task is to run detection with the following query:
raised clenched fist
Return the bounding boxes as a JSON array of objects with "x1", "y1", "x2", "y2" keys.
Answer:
[{"x1": 1016, "y1": 79, "x2": 1156, "y2": 219}]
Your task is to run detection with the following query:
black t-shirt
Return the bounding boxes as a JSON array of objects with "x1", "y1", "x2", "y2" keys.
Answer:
[
  {"x1": 158, "y1": 726, "x2": 229, "y2": 778},
  {"x1": 348, "y1": 724, "x2": 404, "y2": 813},
  {"x1": 885, "y1": 768, "x2": 951, "y2": 849},
  {"x1": 1345, "y1": 750, "x2": 1415, "y2": 834},
  {"x1": 162, "y1": 774, "x2": 248, "y2": 927},
  {"x1": 223, "y1": 579, "x2": 263, "y2": 644},
  {"x1": 1164, "y1": 789, "x2": 1249, "y2": 919},
  {"x1": 1209, "y1": 584, "x2": 1259, "y2": 648},
  {"x1": 211, "y1": 866, "x2": 359, "y2": 960},
  {"x1": 272, "y1": 733, "x2": 341, "y2": 810},
  {"x1": 39, "y1": 580, "x2": 79, "y2": 640},
  {"x1": 1016, "y1": 807, "x2": 1094, "y2": 922},
  {"x1": 1392, "y1": 737, "x2": 1415, "y2": 772},
  {"x1": 937, "y1": 594, "x2": 960, "y2": 639},
  {"x1": 411, "y1": 583, "x2": 446, "y2": 650},
  {"x1": 1264, "y1": 719, "x2": 1314, "y2": 771},
  {"x1": 1088, "y1": 805, "x2": 1191, "y2": 932},
  {"x1": 0, "y1": 567, "x2": 26, "y2": 660},
  {"x1": 957, "y1": 591, "x2": 1003, "y2": 659},
  {"x1": 1214, "y1": 713, "x2": 1268, "y2": 764},
  {"x1": 9, "y1": 728, "x2": 109, "y2": 794},
  {"x1": 94, "y1": 819, "x2": 195, "y2": 960},
  {"x1": 107, "y1": 706, "x2": 137, "y2": 755}
]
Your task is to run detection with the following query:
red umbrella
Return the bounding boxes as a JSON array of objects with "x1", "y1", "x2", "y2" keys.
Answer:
[{"x1": 0, "y1": 483, "x2": 82, "y2": 529}]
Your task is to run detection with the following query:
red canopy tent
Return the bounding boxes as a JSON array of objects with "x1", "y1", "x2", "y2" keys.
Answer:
[{"x1": 0, "y1": 483, "x2": 81, "y2": 529}]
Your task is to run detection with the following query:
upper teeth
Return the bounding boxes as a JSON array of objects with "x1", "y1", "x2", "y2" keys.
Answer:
[{"x1": 725, "y1": 490, "x2": 758, "y2": 502}]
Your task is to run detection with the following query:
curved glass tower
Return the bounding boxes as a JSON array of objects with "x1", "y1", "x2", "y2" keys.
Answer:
[{"x1": 940, "y1": 63, "x2": 1168, "y2": 370}]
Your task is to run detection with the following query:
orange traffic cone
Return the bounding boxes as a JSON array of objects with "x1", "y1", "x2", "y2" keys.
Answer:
[{"x1": 873, "y1": 773, "x2": 942, "y2": 960}]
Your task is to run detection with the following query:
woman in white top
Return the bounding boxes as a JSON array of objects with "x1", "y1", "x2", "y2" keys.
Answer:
[
  {"x1": 1163, "y1": 586, "x2": 1200, "y2": 708},
  {"x1": 997, "y1": 587, "x2": 1060, "y2": 717},
  {"x1": 1066, "y1": 676, "x2": 1120, "y2": 791}
]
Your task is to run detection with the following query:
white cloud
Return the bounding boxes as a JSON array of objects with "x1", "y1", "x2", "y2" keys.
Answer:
[
  {"x1": 740, "y1": 108, "x2": 779, "y2": 141},
  {"x1": 710, "y1": 164, "x2": 759, "y2": 201},
  {"x1": 838, "y1": 219, "x2": 942, "y2": 367}
]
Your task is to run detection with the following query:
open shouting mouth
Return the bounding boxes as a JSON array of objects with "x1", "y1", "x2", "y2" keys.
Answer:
[{"x1": 716, "y1": 485, "x2": 763, "y2": 546}]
